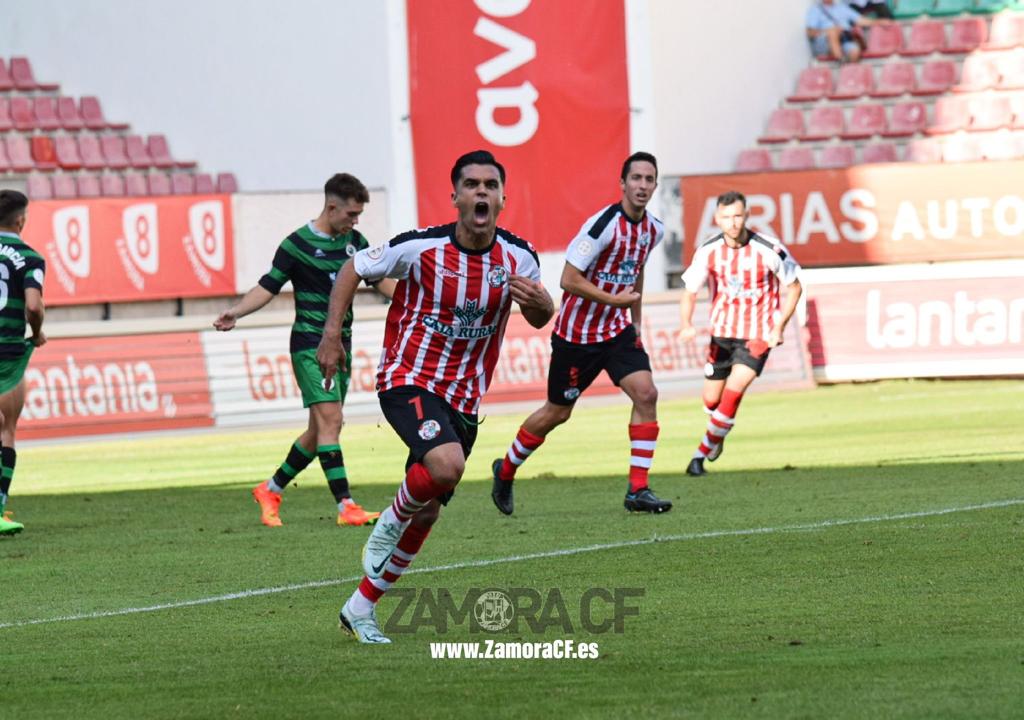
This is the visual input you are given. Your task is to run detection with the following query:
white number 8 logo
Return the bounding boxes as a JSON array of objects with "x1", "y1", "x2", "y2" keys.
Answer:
[{"x1": 0, "y1": 264, "x2": 9, "y2": 312}]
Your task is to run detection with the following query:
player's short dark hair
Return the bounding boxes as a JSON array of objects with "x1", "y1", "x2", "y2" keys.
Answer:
[
  {"x1": 716, "y1": 191, "x2": 747, "y2": 209},
  {"x1": 620, "y1": 151, "x2": 658, "y2": 181},
  {"x1": 450, "y1": 150, "x2": 506, "y2": 188},
  {"x1": 324, "y1": 173, "x2": 369, "y2": 204},
  {"x1": 0, "y1": 189, "x2": 28, "y2": 228}
]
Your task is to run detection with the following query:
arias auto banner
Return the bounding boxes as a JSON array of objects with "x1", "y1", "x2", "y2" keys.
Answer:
[
  {"x1": 22, "y1": 195, "x2": 235, "y2": 305},
  {"x1": 406, "y1": 0, "x2": 631, "y2": 252}
]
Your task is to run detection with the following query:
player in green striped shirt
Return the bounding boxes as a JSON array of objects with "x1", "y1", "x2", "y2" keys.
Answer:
[
  {"x1": 214, "y1": 174, "x2": 393, "y2": 527},
  {"x1": 0, "y1": 190, "x2": 47, "y2": 536}
]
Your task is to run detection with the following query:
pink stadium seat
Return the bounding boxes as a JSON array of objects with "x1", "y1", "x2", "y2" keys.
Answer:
[
  {"x1": 26, "y1": 174, "x2": 53, "y2": 200},
  {"x1": 10, "y1": 57, "x2": 58, "y2": 92},
  {"x1": 984, "y1": 13, "x2": 1024, "y2": 50},
  {"x1": 125, "y1": 135, "x2": 152, "y2": 169},
  {"x1": 901, "y1": 20, "x2": 946, "y2": 57},
  {"x1": 148, "y1": 173, "x2": 171, "y2": 196},
  {"x1": 953, "y1": 54, "x2": 999, "y2": 92},
  {"x1": 0, "y1": 59, "x2": 12, "y2": 92},
  {"x1": 736, "y1": 148, "x2": 773, "y2": 172},
  {"x1": 4, "y1": 136, "x2": 33, "y2": 173},
  {"x1": 77, "y1": 135, "x2": 107, "y2": 170},
  {"x1": 758, "y1": 109, "x2": 805, "y2": 143},
  {"x1": 76, "y1": 174, "x2": 101, "y2": 198},
  {"x1": 54, "y1": 136, "x2": 83, "y2": 170},
  {"x1": 942, "y1": 134, "x2": 983, "y2": 162},
  {"x1": 976, "y1": 130, "x2": 1020, "y2": 160},
  {"x1": 0, "y1": 98, "x2": 12, "y2": 132},
  {"x1": 57, "y1": 97, "x2": 84, "y2": 131},
  {"x1": 777, "y1": 147, "x2": 815, "y2": 171},
  {"x1": 804, "y1": 106, "x2": 846, "y2": 140},
  {"x1": 0, "y1": 141, "x2": 10, "y2": 173},
  {"x1": 787, "y1": 67, "x2": 833, "y2": 102},
  {"x1": 10, "y1": 97, "x2": 35, "y2": 131},
  {"x1": 884, "y1": 101, "x2": 928, "y2": 137},
  {"x1": 32, "y1": 97, "x2": 61, "y2": 131},
  {"x1": 100, "y1": 174, "x2": 125, "y2": 197},
  {"x1": 863, "y1": 22, "x2": 904, "y2": 58},
  {"x1": 124, "y1": 174, "x2": 148, "y2": 197},
  {"x1": 905, "y1": 138, "x2": 943, "y2": 163},
  {"x1": 944, "y1": 18, "x2": 987, "y2": 54},
  {"x1": 969, "y1": 95, "x2": 1013, "y2": 130},
  {"x1": 831, "y1": 64, "x2": 874, "y2": 99},
  {"x1": 194, "y1": 173, "x2": 215, "y2": 194},
  {"x1": 819, "y1": 145, "x2": 855, "y2": 168},
  {"x1": 928, "y1": 96, "x2": 971, "y2": 133},
  {"x1": 30, "y1": 136, "x2": 58, "y2": 171},
  {"x1": 146, "y1": 135, "x2": 176, "y2": 169},
  {"x1": 995, "y1": 51, "x2": 1024, "y2": 90},
  {"x1": 914, "y1": 60, "x2": 957, "y2": 95},
  {"x1": 170, "y1": 172, "x2": 196, "y2": 194},
  {"x1": 841, "y1": 104, "x2": 888, "y2": 139},
  {"x1": 872, "y1": 62, "x2": 916, "y2": 97},
  {"x1": 80, "y1": 96, "x2": 129, "y2": 131},
  {"x1": 100, "y1": 135, "x2": 130, "y2": 169},
  {"x1": 861, "y1": 143, "x2": 899, "y2": 164},
  {"x1": 216, "y1": 173, "x2": 238, "y2": 193},
  {"x1": 52, "y1": 174, "x2": 78, "y2": 200},
  {"x1": 1010, "y1": 94, "x2": 1024, "y2": 129}
]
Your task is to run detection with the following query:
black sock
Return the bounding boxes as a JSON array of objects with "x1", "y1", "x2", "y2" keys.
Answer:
[
  {"x1": 1, "y1": 446, "x2": 15, "y2": 497},
  {"x1": 318, "y1": 444, "x2": 350, "y2": 502},
  {"x1": 271, "y1": 442, "x2": 315, "y2": 490}
]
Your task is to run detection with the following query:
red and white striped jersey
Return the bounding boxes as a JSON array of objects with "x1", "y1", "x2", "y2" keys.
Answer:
[
  {"x1": 681, "y1": 232, "x2": 801, "y2": 341},
  {"x1": 353, "y1": 223, "x2": 541, "y2": 414},
  {"x1": 553, "y1": 204, "x2": 663, "y2": 344}
]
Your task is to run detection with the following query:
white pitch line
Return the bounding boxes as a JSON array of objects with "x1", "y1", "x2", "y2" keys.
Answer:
[{"x1": 2, "y1": 498, "x2": 1021, "y2": 630}]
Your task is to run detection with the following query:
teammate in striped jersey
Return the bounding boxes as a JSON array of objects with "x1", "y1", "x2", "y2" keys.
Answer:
[
  {"x1": 679, "y1": 191, "x2": 802, "y2": 477},
  {"x1": 0, "y1": 191, "x2": 46, "y2": 535},
  {"x1": 317, "y1": 150, "x2": 554, "y2": 643},
  {"x1": 214, "y1": 174, "x2": 394, "y2": 527},
  {"x1": 491, "y1": 152, "x2": 673, "y2": 515}
]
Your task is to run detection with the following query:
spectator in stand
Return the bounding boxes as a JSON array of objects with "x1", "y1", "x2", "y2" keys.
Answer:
[
  {"x1": 847, "y1": 0, "x2": 894, "y2": 20},
  {"x1": 806, "y1": 0, "x2": 879, "y2": 62}
]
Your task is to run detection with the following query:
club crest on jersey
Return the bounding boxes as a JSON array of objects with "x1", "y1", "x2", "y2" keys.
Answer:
[
  {"x1": 704, "y1": 363, "x2": 715, "y2": 378},
  {"x1": 418, "y1": 419, "x2": 441, "y2": 441},
  {"x1": 367, "y1": 245, "x2": 385, "y2": 260},
  {"x1": 486, "y1": 266, "x2": 509, "y2": 288},
  {"x1": 345, "y1": 244, "x2": 356, "y2": 257},
  {"x1": 563, "y1": 388, "x2": 581, "y2": 401},
  {"x1": 638, "y1": 233, "x2": 650, "y2": 248}
]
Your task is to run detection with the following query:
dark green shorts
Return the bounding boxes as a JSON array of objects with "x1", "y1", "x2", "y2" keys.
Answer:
[
  {"x1": 0, "y1": 343, "x2": 33, "y2": 395},
  {"x1": 291, "y1": 347, "x2": 352, "y2": 408}
]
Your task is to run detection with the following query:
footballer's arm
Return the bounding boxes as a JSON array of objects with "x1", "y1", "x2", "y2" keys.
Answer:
[
  {"x1": 509, "y1": 275, "x2": 554, "y2": 329},
  {"x1": 629, "y1": 267, "x2": 645, "y2": 329},
  {"x1": 317, "y1": 261, "x2": 362, "y2": 381},
  {"x1": 560, "y1": 263, "x2": 639, "y2": 309},
  {"x1": 768, "y1": 279, "x2": 803, "y2": 348}
]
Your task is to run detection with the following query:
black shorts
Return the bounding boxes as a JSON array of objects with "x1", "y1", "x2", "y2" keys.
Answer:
[
  {"x1": 547, "y1": 325, "x2": 652, "y2": 406},
  {"x1": 705, "y1": 336, "x2": 771, "y2": 380},
  {"x1": 378, "y1": 386, "x2": 479, "y2": 504}
]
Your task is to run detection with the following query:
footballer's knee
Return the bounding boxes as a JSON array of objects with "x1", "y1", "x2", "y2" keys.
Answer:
[{"x1": 423, "y1": 444, "x2": 466, "y2": 487}]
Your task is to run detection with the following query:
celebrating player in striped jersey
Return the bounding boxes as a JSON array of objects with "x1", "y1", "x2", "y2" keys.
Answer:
[
  {"x1": 491, "y1": 152, "x2": 673, "y2": 516},
  {"x1": 678, "y1": 191, "x2": 802, "y2": 477},
  {"x1": 214, "y1": 174, "x2": 393, "y2": 528},
  {"x1": 317, "y1": 150, "x2": 554, "y2": 643}
]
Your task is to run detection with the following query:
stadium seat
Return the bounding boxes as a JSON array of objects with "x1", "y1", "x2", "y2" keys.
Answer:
[
  {"x1": 941, "y1": 133, "x2": 983, "y2": 161},
  {"x1": 976, "y1": 129, "x2": 1020, "y2": 158},
  {"x1": 953, "y1": 54, "x2": 999, "y2": 91},
  {"x1": 100, "y1": 174, "x2": 126, "y2": 197},
  {"x1": 831, "y1": 64, "x2": 875, "y2": 99},
  {"x1": 30, "y1": 136, "x2": 57, "y2": 171},
  {"x1": 842, "y1": 104, "x2": 888, "y2": 139},
  {"x1": 872, "y1": 62, "x2": 917, "y2": 97},
  {"x1": 52, "y1": 174, "x2": 77, "y2": 200},
  {"x1": 0, "y1": 59, "x2": 12, "y2": 92},
  {"x1": 928, "y1": 95, "x2": 971, "y2": 132},
  {"x1": 80, "y1": 96, "x2": 129, "y2": 131},
  {"x1": 944, "y1": 17, "x2": 987, "y2": 52},
  {"x1": 863, "y1": 22, "x2": 905, "y2": 58},
  {"x1": 736, "y1": 148, "x2": 773, "y2": 172},
  {"x1": 777, "y1": 146, "x2": 815, "y2": 171},
  {"x1": 803, "y1": 106, "x2": 846, "y2": 140},
  {"x1": 148, "y1": 173, "x2": 171, "y2": 196},
  {"x1": 819, "y1": 144, "x2": 855, "y2": 168},
  {"x1": 217, "y1": 173, "x2": 239, "y2": 193},
  {"x1": 931, "y1": 0, "x2": 972, "y2": 15},
  {"x1": 26, "y1": 174, "x2": 53, "y2": 200},
  {"x1": 54, "y1": 135, "x2": 83, "y2": 170},
  {"x1": 972, "y1": 0, "x2": 1011, "y2": 12},
  {"x1": 0, "y1": 141, "x2": 10, "y2": 173},
  {"x1": 995, "y1": 51, "x2": 1024, "y2": 89},
  {"x1": 787, "y1": 67, "x2": 833, "y2": 102},
  {"x1": 861, "y1": 142, "x2": 900, "y2": 163},
  {"x1": 902, "y1": 20, "x2": 947, "y2": 56},
  {"x1": 759, "y1": 109, "x2": 804, "y2": 143},
  {"x1": 77, "y1": 174, "x2": 101, "y2": 198},
  {"x1": 914, "y1": 59, "x2": 957, "y2": 94},
  {"x1": 124, "y1": 173, "x2": 148, "y2": 197},
  {"x1": 1010, "y1": 93, "x2": 1024, "y2": 128},
  {"x1": 4, "y1": 136, "x2": 33, "y2": 173},
  {"x1": 905, "y1": 137, "x2": 944, "y2": 161},
  {"x1": 884, "y1": 101, "x2": 929, "y2": 136},
  {"x1": 170, "y1": 172, "x2": 196, "y2": 195},
  {"x1": 10, "y1": 97, "x2": 35, "y2": 131},
  {"x1": 100, "y1": 135, "x2": 130, "y2": 169},
  {"x1": 125, "y1": 135, "x2": 152, "y2": 169},
  {"x1": 969, "y1": 94, "x2": 1013, "y2": 129},
  {"x1": 146, "y1": 135, "x2": 176, "y2": 169},
  {"x1": 194, "y1": 173, "x2": 216, "y2": 194},
  {"x1": 0, "y1": 98, "x2": 12, "y2": 132},
  {"x1": 57, "y1": 97, "x2": 84, "y2": 131},
  {"x1": 983, "y1": 12, "x2": 1024, "y2": 49},
  {"x1": 32, "y1": 97, "x2": 61, "y2": 131},
  {"x1": 77, "y1": 135, "x2": 107, "y2": 170},
  {"x1": 10, "y1": 57, "x2": 58, "y2": 92},
  {"x1": 894, "y1": 0, "x2": 934, "y2": 19}
]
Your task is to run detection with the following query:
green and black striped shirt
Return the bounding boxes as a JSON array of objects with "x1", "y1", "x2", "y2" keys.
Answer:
[
  {"x1": 0, "y1": 232, "x2": 45, "y2": 359},
  {"x1": 258, "y1": 223, "x2": 370, "y2": 353}
]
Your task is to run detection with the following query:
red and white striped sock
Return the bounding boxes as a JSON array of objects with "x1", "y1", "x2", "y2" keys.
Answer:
[
  {"x1": 350, "y1": 523, "x2": 433, "y2": 613},
  {"x1": 694, "y1": 389, "x2": 743, "y2": 459},
  {"x1": 498, "y1": 426, "x2": 545, "y2": 482},
  {"x1": 390, "y1": 463, "x2": 448, "y2": 522},
  {"x1": 628, "y1": 422, "x2": 659, "y2": 492}
]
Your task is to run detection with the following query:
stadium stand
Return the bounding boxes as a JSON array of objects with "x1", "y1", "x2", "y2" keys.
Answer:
[{"x1": 9, "y1": 57, "x2": 58, "y2": 91}]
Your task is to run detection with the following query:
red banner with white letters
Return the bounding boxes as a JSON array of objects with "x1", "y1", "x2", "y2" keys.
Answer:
[
  {"x1": 406, "y1": 0, "x2": 631, "y2": 251},
  {"x1": 22, "y1": 195, "x2": 235, "y2": 305}
]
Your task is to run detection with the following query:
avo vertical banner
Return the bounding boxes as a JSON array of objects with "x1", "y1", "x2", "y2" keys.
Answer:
[{"x1": 406, "y1": 0, "x2": 631, "y2": 251}]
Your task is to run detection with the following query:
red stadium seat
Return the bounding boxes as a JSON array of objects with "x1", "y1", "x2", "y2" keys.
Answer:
[
  {"x1": 861, "y1": 143, "x2": 899, "y2": 164},
  {"x1": 758, "y1": 109, "x2": 805, "y2": 143},
  {"x1": 872, "y1": 62, "x2": 917, "y2": 97},
  {"x1": 100, "y1": 135, "x2": 130, "y2": 169},
  {"x1": 928, "y1": 96, "x2": 971, "y2": 133},
  {"x1": 57, "y1": 97, "x2": 84, "y2": 131},
  {"x1": 953, "y1": 54, "x2": 999, "y2": 91},
  {"x1": 901, "y1": 20, "x2": 946, "y2": 56},
  {"x1": 125, "y1": 135, "x2": 152, "y2": 169},
  {"x1": 0, "y1": 140, "x2": 10, "y2": 173},
  {"x1": 914, "y1": 60, "x2": 957, "y2": 94},
  {"x1": 217, "y1": 173, "x2": 238, "y2": 193},
  {"x1": 944, "y1": 18, "x2": 987, "y2": 54},
  {"x1": 777, "y1": 146, "x2": 815, "y2": 171},
  {"x1": 101, "y1": 174, "x2": 126, "y2": 197},
  {"x1": 819, "y1": 144, "x2": 855, "y2": 168},
  {"x1": 904, "y1": 138, "x2": 943, "y2": 162},
  {"x1": 804, "y1": 106, "x2": 846, "y2": 140},
  {"x1": 830, "y1": 64, "x2": 874, "y2": 99},
  {"x1": 32, "y1": 97, "x2": 61, "y2": 131},
  {"x1": 863, "y1": 22, "x2": 904, "y2": 58},
  {"x1": 841, "y1": 104, "x2": 887, "y2": 139},
  {"x1": 10, "y1": 57, "x2": 58, "y2": 91},
  {"x1": 787, "y1": 67, "x2": 833, "y2": 102},
  {"x1": 969, "y1": 94, "x2": 1013, "y2": 130},
  {"x1": 30, "y1": 136, "x2": 58, "y2": 171},
  {"x1": 984, "y1": 13, "x2": 1024, "y2": 50},
  {"x1": 80, "y1": 96, "x2": 129, "y2": 131},
  {"x1": 0, "y1": 59, "x2": 12, "y2": 91},
  {"x1": 4, "y1": 136, "x2": 33, "y2": 173},
  {"x1": 26, "y1": 174, "x2": 53, "y2": 200},
  {"x1": 148, "y1": 172, "x2": 171, "y2": 196},
  {"x1": 10, "y1": 97, "x2": 35, "y2": 131},
  {"x1": 0, "y1": 98, "x2": 12, "y2": 132},
  {"x1": 737, "y1": 148, "x2": 770, "y2": 172},
  {"x1": 124, "y1": 173, "x2": 148, "y2": 197},
  {"x1": 995, "y1": 51, "x2": 1024, "y2": 90},
  {"x1": 942, "y1": 134, "x2": 983, "y2": 162},
  {"x1": 884, "y1": 101, "x2": 928, "y2": 137},
  {"x1": 170, "y1": 172, "x2": 196, "y2": 194},
  {"x1": 53, "y1": 174, "x2": 78, "y2": 199},
  {"x1": 76, "y1": 174, "x2": 102, "y2": 198},
  {"x1": 146, "y1": 135, "x2": 176, "y2": 169},
  {"x1": 194, "y1": 173, "x2": 216, "y2": 194},
  {"x1": 54, "y1": 135, "x2": 83, "y2": 170},
  {"x1": 77, "y1": 135, "x2": 107, "y2": 170},
  {"x1": 1010, "y1": 93, "x2": 1024, "y2": 129}
]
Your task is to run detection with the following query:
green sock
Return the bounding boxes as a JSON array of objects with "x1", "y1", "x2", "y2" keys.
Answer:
[{"x1": 318, "y1": 444, "x2": 350, "y2": 503}]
